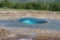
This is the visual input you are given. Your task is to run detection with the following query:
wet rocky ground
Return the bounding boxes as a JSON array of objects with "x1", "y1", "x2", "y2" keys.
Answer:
[{"x1": 0, "y1": 10, "x2": 60, "y2": 40}]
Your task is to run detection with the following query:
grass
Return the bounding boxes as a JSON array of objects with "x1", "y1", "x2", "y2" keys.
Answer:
[{"x1": 0, "y1": 8, "x2": 60, "y2": 12}]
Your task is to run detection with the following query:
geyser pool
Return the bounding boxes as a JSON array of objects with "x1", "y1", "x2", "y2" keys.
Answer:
[
  {"x1": 0, "y1": 18, "x2": 60, "y2": 31},
  {"x1": 18, "y1": 18, "x2": 47, "y2": 24}
]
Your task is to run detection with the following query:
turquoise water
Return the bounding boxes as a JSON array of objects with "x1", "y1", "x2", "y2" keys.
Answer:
[
  {"x1": 19, "y1": 18, "x2": 47, "y2": 24},
  {"x1": 0, "y1": 18, "x2": 60, "y2": 31}
]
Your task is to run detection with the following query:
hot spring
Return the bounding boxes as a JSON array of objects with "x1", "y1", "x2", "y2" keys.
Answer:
[
  {"x1": 18, "y1": 18, "x2": 47, "y2": 24},
  {"x1": 0, "y1": 17, "x2": 60, "y2": 31}
]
